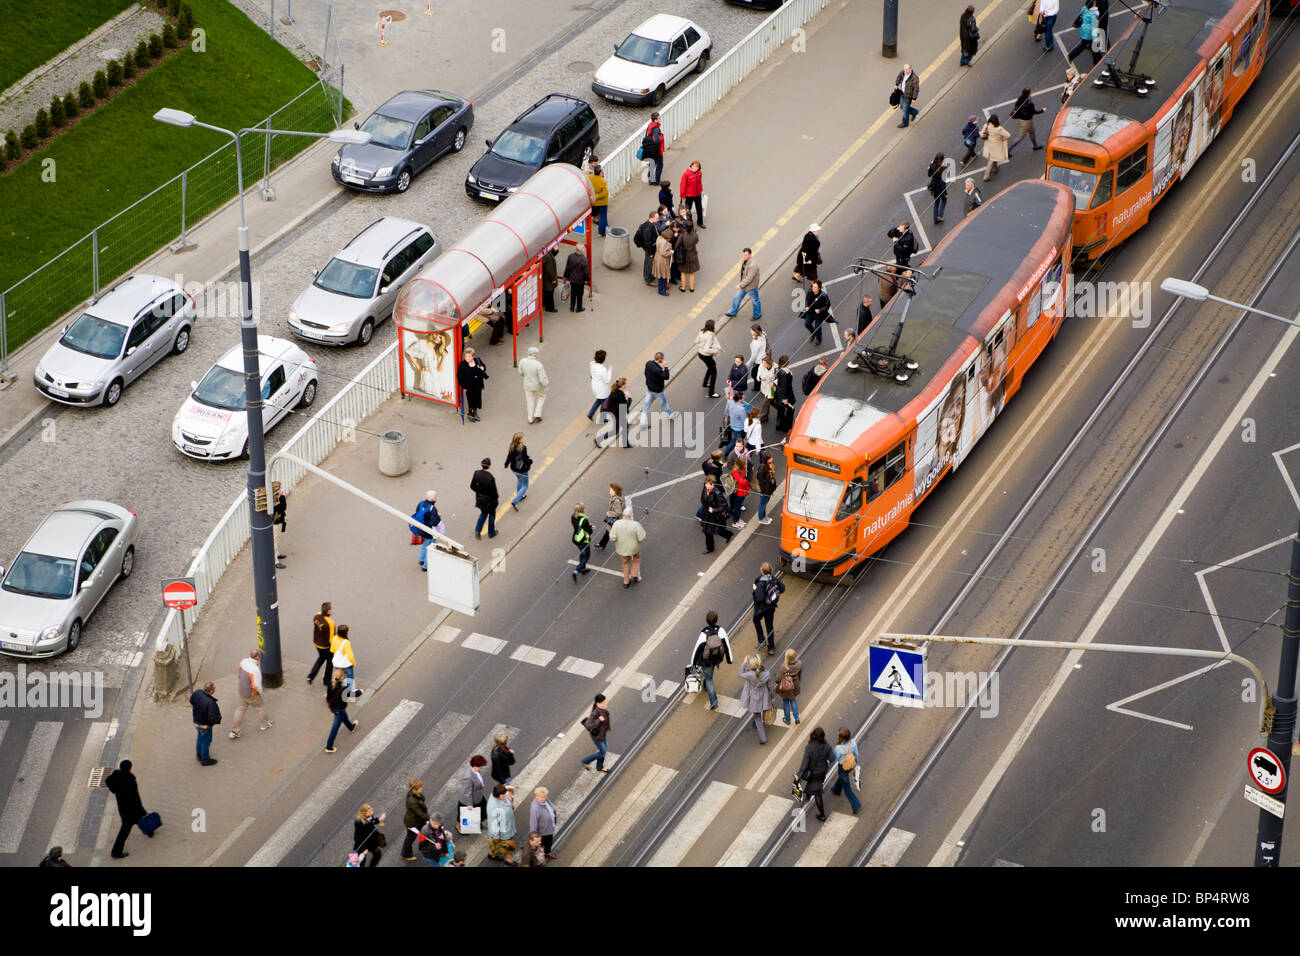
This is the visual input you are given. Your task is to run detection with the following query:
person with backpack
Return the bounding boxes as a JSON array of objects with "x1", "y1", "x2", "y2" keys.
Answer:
[
  {"x1": 738, "y1": 654, "x2": 777, "y2": 744},
  {"x1": 580, "y1": 693, "x2": 611, "y2": 772},
  {"x1": 634, "y1": 210, "x2": 661, "y2": 285},
  {"x1": 776, "y1": 648, "x2": 803, "y2": 725},
  {"x1": 829, "y1": 726, "x2": 862, "y2": 814},
  {"x1": 409, "y1": 492, "x2": 443, "y2": 573},
  {"x1": 797, "y1": 727, "x2": 835, "y2": 821},
  {"x1": 400, "y1": 778, "x2": 429, "y2": 861},
  {"x1": 690, "y1": 609, "x2": 734, "y2": 710},
  {"x1": 802, "y1": 357, "x2": 830, "y2": 397},
  {"x1": 324, "y1": 670, "x2": 357, "y2": 753},
  {"x1": 641, "y1": 112, "x2": 665, "y2": 184},
  {"x1": 230, "y1": 648, "x2": 271, "y2": 738},
  {"x1": 959, "y1": 115, "x2": 981, "y2": 168},
  {"x1": 505, "y1": 433, "x2": 532, "y2": 511},
  {"x1": 755, "y1": 451, "x2": 778, "y2": 526},
  {"x1": 701, "y1": 476, "x2": 734, "y2": 553},
  {"x1": 752, "y1": 561, "x2": 785, "y2": 655},
  {"x1": 571, "y1": 503, "x2": 594, "y2": 580}
]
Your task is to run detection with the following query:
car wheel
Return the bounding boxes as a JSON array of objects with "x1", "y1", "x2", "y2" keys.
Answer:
[
  {"x1": 120, "y1": 545, "x2": 135, "y2": 580},
  {"x1": 452, "y1": 128, "x2": 467, "y2": 152},
  {"x1": 299, "y1": 379, "x2": 318, "y2": 408},
  {"x1": 67, "y1": 619, "x2": 82, "y2": 653},
  {"x1": 103, "y1": 378, "x2": 124, "y2": 408},
  {"x1": 696, "y1": 48, "x2": 711, "y2": 73},
  {"x1": 356, "y1": 318, "x2": 374, "y2": 347},
  {"x1": 172, "y1": 326, "x2": 191, "y2": 355},
  {"x1": 651, "y1": 85, "x2": 666, "y2": 107},
  {"x1": 395, "y1": 168, "x2": 412, "y2": 193}
]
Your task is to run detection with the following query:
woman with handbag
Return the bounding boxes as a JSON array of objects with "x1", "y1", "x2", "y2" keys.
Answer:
[
  {"x1": 596, "y1": 482, "x2": 624, "y2": 550},
  {"x1": 776, "y1": 648, "x2": 803, "y2": 726},
  {"x1": 979, "y1": 114, "x2": 1011, "y2": 182},
  {"x1": 598, "y1": 378, "x2": 633, "y2": 449},
  {"x1": 694, "y1": 318, "x2": 722, "y2": 398},
  {"x1": 829, "y1": 726, "x2": 863, "y2": 814},
  {"x1": 580, "y1": 693, "x2": 611, "y2": 772},
  {"x1": 959, "y1": 5, "x2": 979, "y2": 65},
  {"x1": 926, "y1": 152, "x2": 949, "y2": 224},
  {"x1": 504, "y1": 432, "x2": 532, "y2": 511},
  {"x1": 324, "y1": 671, "x2": 357, "y2": 753},
  {"x1": 792, "y1": 224, "x2": 822, "y2": 283},
  {"x1": 676, "y1": 220, "x2": 701, "y2": 293},
  {"x1": 802, "y1": 280, "x2": 834, "y2": 346},
  {"x1": 456, "y1": 347, "x2": 488, "y2": 423},
  {"x1": 1008, "y1": 88, "x2": 1046, "y2": 153},
  {"x1": 797, "y1": 727, "x2": 835, "y2": 822},
  {"x1": 738, "y1": 653, "x2": 777, "y2": 745},
  {"x1": 353, "y1": 803, "x2": 385, "y2": 867}
]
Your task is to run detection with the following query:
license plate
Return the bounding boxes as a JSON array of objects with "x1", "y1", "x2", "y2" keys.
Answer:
[
  {"x1": 345, "y1": 175, "x2": 365, "y2": 185},
  {"x1": 607, "y1": 94, "x2": 625, "y2": 103},
  {"x1": 48, "y1": 386, "x2": 69, "y2": 398},
  {"x1": 480, "y1": 190, "x2": 500, "y2": 200},
  {"x1": 182, "y1": 443, "x2": 203, "y2": 454}
]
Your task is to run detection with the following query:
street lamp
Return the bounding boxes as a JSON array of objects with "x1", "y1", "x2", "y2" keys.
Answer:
[
  {"x1": 154, "y1": 107, "x2": 369, "y2": 687},
  {"x1": 1163, "y1": 275, "x2": 1300, "y2": 867}
]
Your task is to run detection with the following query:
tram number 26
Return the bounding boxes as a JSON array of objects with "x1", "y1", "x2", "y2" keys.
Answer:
[{"x1": 796, "y1": 526, "x2": 818, "y2": 542}]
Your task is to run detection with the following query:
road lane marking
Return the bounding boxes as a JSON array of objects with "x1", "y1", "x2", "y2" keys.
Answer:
[
  {"x1": 462, "y1": 632, "x2": 507, "y2": 655},
  {"x1": 571, "y1": 763, "x2": 678, "y2": 867},
  {"x1": 867, "y1": 826, "x2": 916, "y2": 866},
  {"x1": 50, "y1": 721, "x2": 111, "y2": 852},
  {"x1": 510, "y1": 645, "x2": 557, "y2": 667},
  {"x1": 719, "y1": 794, "x2": 792, "y2": 866},
  {"x1": 554, "y1": 750, "x2": 622, "y2": 823},
  {"x1": 433, "y1": 626, "x2": 462, "y2": 643},
  {"x1": 556, "y1": 656, "x2": 604, "y2": 679},
  {"x1": 0, "y1": 721, "x2": 62, "y2": 854},
  {"x1": 647, "y1": 779, "x2": 737, "y2": 867},
  {"x1": 794, "y1": 811, "x2": 857, "y2": 866}
]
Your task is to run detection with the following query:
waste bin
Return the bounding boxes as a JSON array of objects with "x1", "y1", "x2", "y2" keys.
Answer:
[
  {"x1": 378, "y1": 429, "x2": 410, "y2": 476},
  {"x1": 602, "y1": 225, "x2": 631, "y2": 270}
]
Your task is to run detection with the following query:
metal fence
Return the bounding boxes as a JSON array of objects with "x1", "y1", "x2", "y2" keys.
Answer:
[{"x1": 155, "y1": 341, "x2": 399, "y2": 653}]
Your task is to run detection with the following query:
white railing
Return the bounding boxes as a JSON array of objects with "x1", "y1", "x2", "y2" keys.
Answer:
[{"x1": 155, "y1": 342, "x2": 399, "y2": 652}]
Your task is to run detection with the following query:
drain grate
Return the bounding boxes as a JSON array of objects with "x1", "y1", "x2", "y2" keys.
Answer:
[{"x1": 88, "y1": 767, "x2": 109, "y2": 788}]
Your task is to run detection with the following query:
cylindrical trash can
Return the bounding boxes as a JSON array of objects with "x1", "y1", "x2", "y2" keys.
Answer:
[
  {"x1": 378, "y1": 429, "x2": 410, "y2": 476},
  {"x1": 602, "y1": 225, "x2": 631, "y2": 270}
]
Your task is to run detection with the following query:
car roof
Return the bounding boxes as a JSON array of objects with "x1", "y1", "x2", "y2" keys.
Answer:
[
  {"x1": 215, "y1": 335, "x2": 305, "y2": 372},
  {"x1": 375, "y1": 89, "x2": 456, "y2": 121},
  {"x1": 630, "y1": 14, "x2": 694, "y2": 39},
  {"x1": 510, "y1": 94, "x2": 590, "y2": 134},
  {"x1": 86, "y1": 274, "x2": 182, "y2": 325},
  {"x1": 335, "y1": 217, "x2": 431, "y2": 266},
  {"x1": 23, "y1": 509, "x2": 106, "y2": 560}
]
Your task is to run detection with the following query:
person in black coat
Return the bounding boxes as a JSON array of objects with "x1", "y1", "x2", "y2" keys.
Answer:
[
  {"x1": 793, "y1": 225, "x2": 821, "y2": 283},
  {"x1": 470, "y1": 458, "x2": 499, "y2": 539},
  {"x1": 634, "y1": 211, "x2": 661, "y2": 285},
  {"x1": 802, "y1": 281, "x2": 835, "y2": 346},
  {"x1": 491, "y1": 734, "x2": 516, "y2": 786},
  {"x1": 353, "y1": 803, "x2": 385, "y2": 867},
  {"x1": 927, "y1": 154, "x2": 949, "y2": 224},
  {"x1": 657, "y1": 180, "x2": 674, "y2": 214},
  {"x1": 597, "y1": 376, "x2": 633, "y2": 448},
  {"x1": 105, "y1": 760, "x2": 146, "y2": 859},
  {"x1": 958, "y1": 5, "x2": 979, "y2": 65},
  {"x1": 564, "y1": 249, "x2": 591, "y2": 312},
  {"x1": 773, "y1": 357, "x2": 797, "y2": 432},
  {"x1": 189, "y1": 681, "x2": 221, "y2": 766},
  {"x1": 700, "y1": 477, "x2": 734, "y2": 554},
  {"x1": 38, "y1": 847, "x2": 70, "y2": 867},
  {"x1": 457, "y1": 347, "x2": 488, "y2": 422},
  {"x1": 725, "y1": 355, "x2": 749, "y2": 399},
  {"x1": 797, "y1": 727, "x2": 835, "y2": 821},
  {"x1": 856, "y1": 295, "x2": 875, "y2": 337},
  {"x1": 888, "y1": 221, "x2": 917, "y2": 266},
  {"x1": 541, "y1": 249, "x2": 559, "y2": 313}
]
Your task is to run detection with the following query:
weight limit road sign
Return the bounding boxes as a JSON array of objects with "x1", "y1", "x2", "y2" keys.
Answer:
[{"x1": 1247, "y1": 747, "x2": 1285, "y2": 795}]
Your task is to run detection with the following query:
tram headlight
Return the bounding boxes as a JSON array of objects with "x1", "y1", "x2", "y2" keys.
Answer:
[{"x1": 800, "y1": 540, "x2": 811, "y2": 551}]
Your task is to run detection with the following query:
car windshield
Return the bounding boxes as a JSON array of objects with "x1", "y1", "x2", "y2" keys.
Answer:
[
  {"x1": 359, "y1": 112, "x2": 414, "y2": 150},
  {"x1": 1047, "y1": 165, "x2": 1098, "y2": 210},
  {"x1": 60, "y1": 312, "x2": 126, "y2": 359},
  {"x1": 785, "y1": 470, "x2": 845, "y2": 522},
  {"x1": 314, "y1": 258, "x2": 378, "y2": 299},
  {"x1": 2, "y1": 552, "x2": 77, "y2": 600},
  {"x1": 192, "y1": 364, "x2": 246, "y2": 411},
  {"x1": 490, "y1": 129, "x2": 547, "y2": 165},
  {"x1": 617, "y1": 33, "x2": 672, "y2": 67}
]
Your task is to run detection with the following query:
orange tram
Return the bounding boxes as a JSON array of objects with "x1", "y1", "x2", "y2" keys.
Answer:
[
  {"x1": 780, "y1": 180, "x2": 1075, "y2": 578},
  {"x1": 1047, "y1": 0, "x2": 1268, "y2": 259}
]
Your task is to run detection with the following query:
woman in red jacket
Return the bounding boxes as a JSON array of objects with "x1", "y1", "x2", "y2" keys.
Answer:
[{"x1": 680, "y1": 160, "x2": 705, "y2": 228}]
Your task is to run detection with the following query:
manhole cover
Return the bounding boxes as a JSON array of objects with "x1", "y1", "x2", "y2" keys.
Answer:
[
  {"x1": 379, "y1": 9, "x2": 407, "y2": 20},
  {"x1": 568, "y1": 60, "x2": 595, "y2": 73}
]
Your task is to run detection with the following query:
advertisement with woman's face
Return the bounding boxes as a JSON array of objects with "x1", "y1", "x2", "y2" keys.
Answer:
[
  {"x1": 977, "y1": 316, "x2": 1016, "y2": 434},
  {"x1": 1200, "y1": 46, "x2": 1227, "y2": 141},
  {"x1": 914, "y1": 371, "x2": 968, "y2": 500},
  {"x1": 402, "y1": 327, "x2": 457, "y2": 404}
]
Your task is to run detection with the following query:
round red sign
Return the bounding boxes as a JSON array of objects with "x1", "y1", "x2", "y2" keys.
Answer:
[
  {"x1": 1247, "y1": 747, "x2": 1286, "y2": 795},
  {"x1": 162, "y1": 579, "x2": 198, "y2": 610}
]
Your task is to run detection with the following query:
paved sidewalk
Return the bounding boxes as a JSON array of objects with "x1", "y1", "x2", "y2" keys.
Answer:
[{"x1": 89, "y1": 0, "x2": 988, "y2": 865}]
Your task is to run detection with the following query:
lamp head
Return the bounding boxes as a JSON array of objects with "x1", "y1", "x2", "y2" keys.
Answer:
[
  {"x1": 327, "y1": 128, "x2": 371, "y2": 145},
  {"x1": 1160, "y1": 277, "x2": 1209, "y2": 301},
  {"x1": 153, "y1": 107, "x2": 196, "y2": 127}
]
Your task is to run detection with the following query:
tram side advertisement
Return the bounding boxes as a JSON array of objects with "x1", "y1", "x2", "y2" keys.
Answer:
[{"x1": 1151, "y1": 43, "x2": 1228, "y2": 200}]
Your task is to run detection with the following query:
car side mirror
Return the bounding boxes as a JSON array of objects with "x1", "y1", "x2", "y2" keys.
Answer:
[
  {"x1": 670, "y1": 57, "x2": 680, "y2": 65},
  {"x1": 80, "y1": 578, "x2": 93, "y2": 591},
  {"x1": 312, "y1": 268, "x2": 320, "y2": 278},
  {"x1": 613, "y1": 43, "x2": 618, "y2": 52},
  {"x1": 0, "y1": 564, "x2": 6, "y2": 578},
  {"x1": 191, "y1": 381, "x2": 198, "y2": 390},
  {"x1": 485, "y1": 138, "x2": 493, "y2": 148},
  {"x1": 379, "y1": 284, "x2": 391, "y2": 295},
  {"x1": 353, "y1": 121, "x2": 360, "y2": 130},
  {"x1": 61, "y1": 324, "x2": 69, "y2": 334},
  {"x1": 125, "y1": 346, "x2": 137, "y2": 356}
]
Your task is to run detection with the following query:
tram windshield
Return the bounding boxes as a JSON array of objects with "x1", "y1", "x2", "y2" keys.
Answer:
[
  {"x1": 1047, "y1": 164, "x2": 1098, "y2": 209},
  {"x1": 786, "y1": 469, "x2": 844, "y2": 522}
]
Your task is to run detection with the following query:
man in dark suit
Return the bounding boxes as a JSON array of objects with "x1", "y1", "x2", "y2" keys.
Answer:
[
  {"x1": 105, "y1": 760, "x2": 146, "y2": 859},
  {"x1": 470, "y1": 458, "x2": 499, "y2": 540}
]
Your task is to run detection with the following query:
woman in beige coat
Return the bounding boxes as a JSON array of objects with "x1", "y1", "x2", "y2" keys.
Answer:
[
  {"x1": 980, "y1": 113, "x2": 1011, "y2": 182},
  {"x1": 653, "y1": 229, "x2": 674, "y2": 296}
]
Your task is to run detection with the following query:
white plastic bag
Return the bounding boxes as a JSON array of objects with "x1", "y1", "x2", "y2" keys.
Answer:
[{"x1": 458, "y1": 805, "x2": 481, "y2": 834}]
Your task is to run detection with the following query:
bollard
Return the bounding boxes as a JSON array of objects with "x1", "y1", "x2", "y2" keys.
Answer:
[
  {"x1": 602, "y1": 225, "x2": 632, "y2": 270},
  {"x1": 378, "y1": 429, "x2": 410, "y2": 476}
]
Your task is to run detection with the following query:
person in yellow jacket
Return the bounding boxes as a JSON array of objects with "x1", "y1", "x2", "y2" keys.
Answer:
[
  {"x1": 588, "y1": 164, "x2": 609, "y2": 237},
  {"x1": 331, "y1": 624, "x2": 359, "y2": 699}
]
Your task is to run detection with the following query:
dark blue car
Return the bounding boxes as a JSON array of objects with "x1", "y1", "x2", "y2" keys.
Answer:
[{"x1": 332, "y1": 89, "x2": 474, "y2": 194}]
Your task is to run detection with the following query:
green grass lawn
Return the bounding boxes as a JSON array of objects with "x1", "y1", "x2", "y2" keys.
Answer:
[
  {"x1": 0, "y1": 0, "x2": 135, "y2": 90},
  {"x1": 0, "y1": 0, "x2": 346, "y2": 354}
]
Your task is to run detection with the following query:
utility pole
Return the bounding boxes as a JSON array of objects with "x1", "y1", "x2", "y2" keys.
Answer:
[{"x1": 882, "y1": 0, "x2": 898, "y2": 58}]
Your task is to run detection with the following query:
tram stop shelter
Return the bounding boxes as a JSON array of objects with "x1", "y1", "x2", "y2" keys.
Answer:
[{"x1": 393, "y1": 164, "x2": 594, "y2": 410}]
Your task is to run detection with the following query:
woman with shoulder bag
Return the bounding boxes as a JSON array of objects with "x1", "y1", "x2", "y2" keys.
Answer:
[
  {"x1": 324, "y1": 671, "x2": 356, "y2": 754},
  {"x1": 596, "y1": 482, "x2": 624, "y2": 550},
  {"x1": 776, "y1": 648, "x2": 802, "y2": 725},
  {"x1": 829, "y1": 726, "x2": 863, "y2": 814},
  {"x1": 797, "y1": 727, "x2": 835, "y2": 822},
  {"x1": 1008, "y1": 87, "x2": 1046, "y2": 153},
  {"x1": 694, "y1": 319, "x2": 722, "y2": 398},
  {"x1": 599, "y1": 378, "x2": 633, "y2": 449},
  {"x1": 737, "y1": 654, "x2": 777, "y2": 745},
  {"x1": 353, "y1": 803, "x2": 385, "y2": 867},
  {"x1": 927, "y1": 152, "x2": 949, "y2": 224},
  {"x1": 979, "y1": 114, "x2": 1011, "y2": 182},
  {"x1": 755, "y1": 451, "x2": 778, "y2": 525},
  {"x1": 677, "y1": 220, "x2": 701, "y2": 293},
  {"x1": 505, "y1": 432, "x2": 532, "y2": 511},
  {"x1": 959, "y1": 115, "x2": 981, "y2": 168}
]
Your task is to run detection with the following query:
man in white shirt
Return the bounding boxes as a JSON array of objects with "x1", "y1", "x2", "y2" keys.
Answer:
[
  {"x1": 517, "y1": 346, "x2": 550, "y2": 424},
  {"x1": 587, "y1": 349, "x2": 612, "y2": 421},
  {"x1": 1038, "y1": 0, "x2": 1060, "y2": 52},
  {"x1": 230, "y1": 649, "x2": 272, "y2": 738}
]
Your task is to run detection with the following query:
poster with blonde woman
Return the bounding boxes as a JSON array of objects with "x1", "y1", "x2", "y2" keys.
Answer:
[{"x1": 402, "y1": 328, "x2": 456, "y2": 405}]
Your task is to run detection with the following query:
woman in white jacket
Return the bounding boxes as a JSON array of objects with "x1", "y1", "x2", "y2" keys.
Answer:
[
  {"x1": 694, "y1": 319, "x2": 722, "y2": 398},
  {"x1": 748, "y1": 325, "x2": 769, "y2": 392}
]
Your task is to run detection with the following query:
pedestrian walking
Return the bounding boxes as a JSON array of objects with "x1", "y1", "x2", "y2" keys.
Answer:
[
  {"x1": 353, "y1": 804, "x2": 385, "y2": 867},
  {"x1": 744, "y1": 406, "x2": 764, "y2": 458},
  {"x1": 324, "y1": 670, "x2": 357, "y2": 753},
  {"x1": 272, "y1": 490, "x2": 287, "y2": 533},
  {"x1": 959, "y1": 114, "x2": 981, "y2": 168},
  {"x1": 485, "y1": 784, "x2": 519, "y2": 864},
  {"x1": 980, "y1": 114, "x2": 1011, "y2": 182},
  {"x1": 776, "y1": 648, "x2": 802, "y2": 725},
  {"x1": 752, "y1": 561, "x2": 786, "y2": 655},
  {"x1": 829, "y1": 727, "x2": 863, "y2": 814},
  {"x1": 722, "y1": 393, "x2": 748, "y2": 458},
  {"x1": 802, "y1": 357, "x2": 830, "y2": 397},
  {"x1": 571, "y1": 502, "x2": 594, "y2": 580},
  {"x1": 401, "y1": 779, "x2": 429, "y2": 860},
  {"x1": 525, "y1": 831, "x2": 547, "y2": 866},
  {"x1": 802, "y1": 280, "x2": 835, "y2": 345},
  {"x1": 963, "y1": 179, "x2": 984, "y2": 217},
  {"x1": 610, "y1": 507, "x2": 646, "y2": 588},
  {"x1": 588, "y1": 163, "x2": 609, "y2": 237},
  {"x1": 457, "y1": 346, "x2": 488, "y2": 422},
  {"x1": 694, "y1": 319, "x2": 722, "y2": 397},
  {"x1": 856, "y1": 295, "x2": 875, "y2": 337},
  {"x1": 737, "y1": 654, "x2": 777, "y2": 744},
  {"x1": 410, "y1": 492, "x2": 443, "y2": 572},
  {"x1": 747, "y1": 324, "x2": 769, "y2": 391},
  {"x1": 189, "y1": 681, "x2": 221, "y2": 766},
  {"x1": 518, "y1": 346, "x2": 549, "y2": 423},
  {"x1": 725, "y1": 248, "x2": 763, "y2": 319},
  {"x1": 596, "y1": 482, "x2": 624, "y2": 550},
  {"x1": 676, "y1": 220, "x2": 701, "y2": 292},
  {"x1": 796, "y1": 727, "x2": 835, "y2": 821},
  {"x1": 505, "y1": 433, "x2": 532, "y2": 511},
  {"x1": 1067, "y1": 0, "x2": 1102, "y2": 66},
  {"x1": 690, "y1": 610, "x2": 734, "y2": 710},
  {"x1": 587, "y1": 349, "x2": 612, "y2": 420},
  {"x1": 470, "y1": 458, "x2": 500, "y2": 539},
  {"x1": 331, "y1": 624, "x2": 358, "y2": 698},
  {"x1": 530, "y1": 787, "x2": 559, "y2": 860},
  {"x1": 490, "y1": 732, "x2": 516, "y2": 786},
  {"x1": 542, "y1": 249, "x2": 559, "y2": 313},
  {"x1": 888, "y1": 221, "x2": 918, "y2": 266},
  {"x1": 755, "y1": 450, "x2": 778, "y2": 525},
  {"x1": 680, "y1": 159, "x2": 705, "y2": 226},
  {"x1": 105, "y1": 759, "x2": 146, "y2": 859},
  {"x1": 774, "y1": 356, "x2": 796, "y2": 433},
  {"x1": 728, "y1": 459, "x2": 751, "y2": 528},
  {"x1": 652, "y1": 226, "x2": 674, "y2": 296},
  {"x1": 458, "y1": 754, "x2": 489, "y2": 832},
  {"x1": 959, "y1": 5, "x2": 980, "y2": 65},
  {"x1": 642, "y1": 112, "x2": 665, "y2": 183},
  {"x1": 1039, "y1": 0, "x2": 1060, "y2": 51},
  {"x1": 564, "y1": 246, "x2": 590, "y2": 312},
  {"x1": 700, "y1": 476, "x2": 734, "y2": 553},
  {"x1": 756, "y1": 356, "x2": 776, "y2": 422},
  {"x1": 634, "y1": 210, "x2": 661, "y2": 285},
  {"x1": 1008, "y1": 88, "x2": 1047, "y2": 152},
  {"x1": 726, "y1": 354, "x2": 749, "y2": 398},
  {"x1": 230, "y1": 648, "x2": 272, "y2": 738},
  {"x1": 414, "y1": 813, "x2": 452, "y2": 867},
  {"x1": 640, "y1": 352, "x2": 677, "y2": 426},
  {"x1": 580, "y1": 693, "x2": 611, "y2": 772},
  {"x1": 927, "y1": 154, "x2": 949, "y2": 224},
  {"x1": 793, "y1": 225, "x2": 822, "y2": 283},
  {"x1": 895, "y1": 64, "x2": 920, "y2": 127},
  {"x1": 598, "y1": 377, "x2": 634, "y2": 448}
]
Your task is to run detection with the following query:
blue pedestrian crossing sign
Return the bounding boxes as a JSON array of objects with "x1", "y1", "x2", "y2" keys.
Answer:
[
  {"x1": 571, "y1": 218, "x2": 586, "y2": 235},
  {"x1": 869, "y1": 641, "x2": 926, "y2": 708}
]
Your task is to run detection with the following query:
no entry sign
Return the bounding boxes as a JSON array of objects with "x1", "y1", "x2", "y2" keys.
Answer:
[{"x1": 162, "y1": 578, "x2": 198, "y2": 610}]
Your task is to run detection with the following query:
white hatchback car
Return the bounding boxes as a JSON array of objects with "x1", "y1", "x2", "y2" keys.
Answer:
[
  {"x1": 592, "y1": 14, "x2": 712, "y2": 106},
  {"x1": 172, "y1": 336, "x2": 318, "y2": 460}
]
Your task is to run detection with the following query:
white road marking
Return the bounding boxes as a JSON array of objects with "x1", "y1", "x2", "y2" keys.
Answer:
[
  {"x1": 0, "y1": 722, "x2": 63, "y2": 853},
  {"x1": 50, "y1": 721, "x2": 111, "y2": 852},
  {"x1": 554, "y1": 751, "x2": 621, "y2": 823},
  {"x1": 607, "y1": 667, "x2": 655, "y2": 693},
  {"x1": 566, "y1": 559, "x2": 623, "y2": 579},
  {"x1": 1271, "y1": 441, "x2": 1300, "y2": 510},
  {"x1": 867, "y1": 826, "x2": 916, "y2": 866},
  {"x1": 794, "y1": 812, "x2": 857, "y2": 866},
  {"x1": 928, "y1": 322, "x2": 1300, "y2": 867},
  {"x1": 433, "y1": 625, "x2": 462, "y2": 643},
  {"x1": 993, "y1": 858, "x2": 1024, "y2": 866},
  {"x1": 462, "y1": 632, "x2": 507, "y2": 655},
  {"x1": 510, "y1": 645, "x2": 557, "y2": 667},
  {"x1": 647, "y1": 780, "x2": 737, "y2": 867},
  {"x1": 719, "y1": 794, "x2": 792, "y2": 866},
  {"x1": 557, "y1": 656, "x2": 604, "y2": 679},
  {"x1": 572, "y1": 763, "x2": 678, "y2": 867},
  {"x1": 430, "y1": 723, "x2": 520, "y2": 836},
  {"x1": 717, "y1": 696, "x2": 748, "y2": 718},
  {"x1": 656, "y1": 679, "x2": 680, "y2": 698},
  {"x1": 247, "y1": 699, "x2": 423, "y2": 866}
]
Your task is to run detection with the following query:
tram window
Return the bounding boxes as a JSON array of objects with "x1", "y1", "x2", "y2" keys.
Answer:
[
  {"x1": 883, "y1": 442, "x2": 907, "y2": 489},
  {"x1": 1089, "y1": 169, "x2": 1113, "y2": 209},
  {"x1": 864, "y1": 460, "x2": 886, "y2": 504},
  {"x1": 836, "y1": 479, "x2": 865, "y2": 520},
  {"x1": 1115, "y1": 146, "x2": 1148, "y2": 191},
  {"x1": 1047, "y1": 164, "x2": 1097, "y2": 210},
  {"x1": 786, "y1": 469, "x2": 846, "y2": 522}
]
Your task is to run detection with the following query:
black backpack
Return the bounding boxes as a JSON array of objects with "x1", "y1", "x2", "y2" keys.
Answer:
[
  {"x1": 801, "y1": 367, "x2": 822, "y2": 396},
  {"x1": 701, "y1": 625, "x2": 724, "y2": 666},
  {"x1": 641, "y1": 130, "x2": 659, "y2": 156}
]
